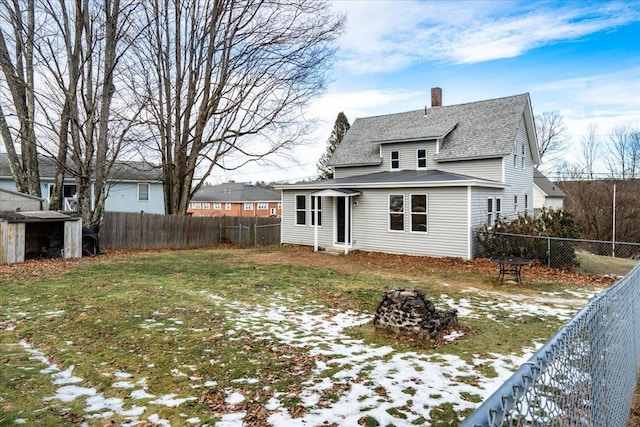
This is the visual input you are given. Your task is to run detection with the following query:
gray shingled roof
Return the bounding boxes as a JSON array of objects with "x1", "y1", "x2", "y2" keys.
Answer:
[
  {"x1": 534, "y1": 169, "x2": 566, "y2": 197},
  {"x1": 329, "y1": 93, "x2": 533, "y2": 166},
  {"x1": 277, "y1": 169, "x2": 505, "y2": 190},
  {"x1": 0, "y1": 153, "x2": 162, "y2": 181},
  {"x1": 192, "y1": 182, "x2": 281, "y2": 202}
]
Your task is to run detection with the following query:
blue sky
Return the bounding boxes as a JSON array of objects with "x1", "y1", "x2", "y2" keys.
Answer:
[{"x1": 216, "y1": 0, "x2": 640, "y2": 183}]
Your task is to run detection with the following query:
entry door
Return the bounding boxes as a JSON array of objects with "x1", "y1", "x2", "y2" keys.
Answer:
[{"x1": 336, "y1": 197, "x2": 351, "y2": 244}]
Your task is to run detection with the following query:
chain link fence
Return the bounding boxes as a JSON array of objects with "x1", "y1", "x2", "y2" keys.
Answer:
[
  {"x1": 220, "y1": 222, "x2": 280, "y2": 248},
  {"x1": 475, "y1": 231, "x2": 640, "y2": 268},
  {"x1": 462, "y1": 262, "x2": 640, "y2": 426}
]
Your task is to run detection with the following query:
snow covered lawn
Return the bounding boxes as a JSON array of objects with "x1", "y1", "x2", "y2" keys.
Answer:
[{"x1": 0, "y1": 249, "x2": 602, "y2": 426}]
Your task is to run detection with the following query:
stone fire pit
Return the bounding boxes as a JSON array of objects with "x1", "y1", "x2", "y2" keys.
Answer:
[{"x1": 373, "y1": 288, "x2": 458, "y2": 338}]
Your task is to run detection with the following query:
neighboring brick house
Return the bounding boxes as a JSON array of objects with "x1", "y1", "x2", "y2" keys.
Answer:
[{"x1": 188, "y1": 181, "x2": 281, "y2": 217}]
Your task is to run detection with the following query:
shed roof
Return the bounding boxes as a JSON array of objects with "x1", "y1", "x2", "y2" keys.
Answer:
[
  {"x1": 534, "y1": 169, "x2": 566, "y2": 198},
  {"x1": 329, "y1": 93, "x2": 538, "y2": 166},
  {"x1": 192, "y1": 182, "x2": 281, "y2": 203}
]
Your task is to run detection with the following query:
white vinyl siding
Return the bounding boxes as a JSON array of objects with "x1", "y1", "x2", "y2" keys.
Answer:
[
  {"x1": 351, "y1": 188, "x2": 468, "y2": 258},
  {"x1": 502, "y1": 116, "x2": 534, "y2": 220},
  {"x1": 333, "y1": 165, "x2": 382, "y2": 179},
  {"x1": 281, "y1": 192, "x2": 333, "y2": 246},
  {"x1": 437, "y1": 158, "x2": 503, "y2": 182},
  {"x1": 381, "y1": 141, "x2": 438, "y2": 171}
]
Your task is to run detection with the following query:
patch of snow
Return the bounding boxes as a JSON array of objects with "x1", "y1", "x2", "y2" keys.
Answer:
[
  {"x1": 130, "y1": 389, "x2": 156, "y2": 400},
  {"x1": 214, "y1": 412, "x2": 246, "y2": 427},
  {"x1": 149, "y1": 394, "x2": 195, "y2": 407},
  {"x1": 225, "y1": 392, "x2": 245, "y2": 405},
  {"x1": 146, "y1": 413, "x2": 171, "y2": 426},
  {"x1": 113, "y1": 381, "x2": 134, "y2": 388}
]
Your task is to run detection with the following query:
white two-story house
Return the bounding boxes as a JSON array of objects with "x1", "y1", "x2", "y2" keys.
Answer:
[{"x1": 277, "y1": 89, "x2": 540, "y2": 259}]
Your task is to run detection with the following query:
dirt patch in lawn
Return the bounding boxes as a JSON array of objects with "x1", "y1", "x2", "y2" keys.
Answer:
[
  {"x1": 0, "y1": 245, "x2": 616, "y2": 290},
  {"x1": 242, "y1": 245, "x2": 616, "y2": 288}
]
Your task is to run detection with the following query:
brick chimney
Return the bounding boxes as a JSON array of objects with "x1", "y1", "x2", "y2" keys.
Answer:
[{"x1": 431, "y1": 87, "x2": 442, "y2": 107}]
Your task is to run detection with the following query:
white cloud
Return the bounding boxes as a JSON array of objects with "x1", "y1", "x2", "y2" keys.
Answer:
[{"x1": 333, "y1": 1, "x2": 640, "y2": 73}]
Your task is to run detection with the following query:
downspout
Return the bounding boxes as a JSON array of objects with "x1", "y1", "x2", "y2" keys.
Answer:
[
  {"x1": 313, "y1": 195, "x2": 318, "y2": 252},
  {"x1": 467, "y1": 186, "x2": 472, "y2": 260},
  {"x1": 344, "y1": 196, "x2": 349, "y2": 255}
]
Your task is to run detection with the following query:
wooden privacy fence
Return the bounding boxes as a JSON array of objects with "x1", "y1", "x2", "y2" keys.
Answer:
[{"x1": 99, "y1": 212, "x2": 281, "y2": 250}]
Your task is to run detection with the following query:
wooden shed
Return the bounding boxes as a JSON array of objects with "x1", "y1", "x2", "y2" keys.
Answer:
[{"x1": 0, "y1": 211, "x2": 82, "y2": 264}]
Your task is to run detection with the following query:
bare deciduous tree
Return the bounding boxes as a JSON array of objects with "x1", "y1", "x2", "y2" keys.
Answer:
[
  {"x1": 0, "y1": 0, "x2": 40, "y2": 196},
  {"x1": 580, "y1": 123, "x2": 600, "y2": 179},
  {"x1": 606, "y1": 124, "x2": 639, "y2": 179},
  {"x1": 135, "y1": 0, "x2": 344, "y2": 214},
  {"x1": 535, "y1": 110, "x2": 568, "y2": 164}
]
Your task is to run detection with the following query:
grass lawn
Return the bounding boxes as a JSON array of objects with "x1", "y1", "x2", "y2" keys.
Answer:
[{"x1": 0, "y1": 247, "x2": 613, "y2": 426}]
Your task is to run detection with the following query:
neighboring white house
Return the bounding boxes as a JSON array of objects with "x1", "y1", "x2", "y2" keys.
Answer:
[
  {"x1": 533, "y1": 168, "x2": 566, "y2": 214},
  {"x1": 277, "y1": 89, "x2": 541, "y2": 259},
  {"x1": 0, "y1": 154, "x2": 164, "y2": 214}
]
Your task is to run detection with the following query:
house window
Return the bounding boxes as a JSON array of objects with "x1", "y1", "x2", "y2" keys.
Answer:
[
  {"x1": 496, "y1": 197, "x2": 502, "y2": 224},
  {"x1": 257, "y1": 202, "x2": 268, "y2": 210},
  {"x1": 270, "y1": 208, "x2": 276, "y2": 216},
  {"x1": 138, "y1": 183, "x2": 150, "y2": 201},
  {"x1": 390, "y1": 150, "x2": 400, "y2": 170},
  {"x1": 202, "y1": 202, "x2": 210, "y2": 209},
  {"x1": 410, "y1": 194, "x2": 427, "y2": 233},
  {"x1": 192, "y1": 202, "x2": 202, "y2": 209},
  {"x1": 278, "y1": 202, "x2": 282, "y2": 209},
  {"x1": 514, "y1": 195, "x2": 519, "y2": 214},
  {"x1": 524, "y1": 194, "x2": 529, "y2": 213},
  {"x1": 213, "y1": 202, "x2": 221, "y2": 210},
  {"x1": 521, "y1": 142, "x2": 526, "y2": 169},
  {"x1": 417, "y1": 148, "x2": 427, "y2": 169},
  {"x1": 311, "y1": 196, "x2": 322, "y2": 226},
  {"x1": 487, "y1": 198, "x2": 494, "y2": 226},
  {"x1": 225, "y1": 203, "x2": 232, "y2": 210},
  {"x1": 295, "y1": 195, "x2": 306, "y2": 225},
  {"x1": 388, "y1": 194, "x2": 404, "y2": 231},
  {"x1": 244, "y1": 202, "x2": 254, "y2": 210}
]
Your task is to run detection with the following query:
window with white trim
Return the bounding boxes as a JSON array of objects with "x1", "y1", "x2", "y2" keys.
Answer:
[
  {"x1": 192, "y1": 202, "x2": 202, "y2": 209},
  {"x1": 410, "y1": 194, "x2": 427, "y2": 232},
  {"x1": 138, "y1": 183, "x2": 150, "y2": 201},
  {"x1": 202, "y1": 202, "x2": 210, "y2": 209},
  {"x1": 278, "y1": 202, "x2": 282, "y2": 209},
  {"x1": 213, "y1": 202, "x2": 221, "y2": 210},
  {"x1": 417, "y1": 148, "x2": 427, "y2": 169},
  {"x1": 495, "y1": 197, "x2": 502, "y2": 223},
  {"x1": 295, "y1": 195, "x2": 306, "y2": 225},
  {"x1": 514, "y1": 195, "x2": 519, "y2": 215},
  {"x1": 388, "y1": 194, "x2": 404, "y2": 231},
  {"x1": 524, "y1": 194, "x2": 529, "y2": 213},
  {"x1": 244, "y1": 202, "x2": 254, "y2": 210},
  {"x1": 521, "y1": 142, "x2": 525, "y2": 169},
  {"x1": 270, "y1": 208, "x2": 276, "y2": 216},
  {"x1": 311, "y1": 196, "x2": 322, "y2": 226},
  {"x1": 390, "y1": 150, "x2": 400, "y2": 170},
  {"x1": 225, "y1": 203, "x2": 231, "y2": 210},
  {"x1": 257, "y1": 202, "x2": 268, "y2": 210}
]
